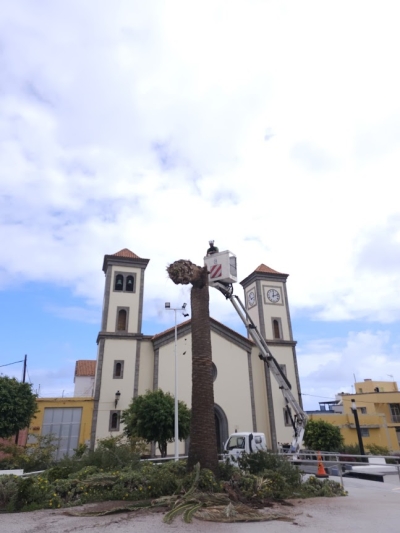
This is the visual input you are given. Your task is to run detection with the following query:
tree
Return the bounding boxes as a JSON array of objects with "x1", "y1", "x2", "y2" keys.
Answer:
[
  {"x1": 0, "y1": 376, "x2": 37, "y2": 439},
  {"x1": 167, "y1": 259, "x2": 219, "y2": 474},
  {"x1": 303, "y1": 419, "x2": 344, "y2": 452},
  {"x1": 121, "y1": 389, "x2": 191, "y2": 457}
]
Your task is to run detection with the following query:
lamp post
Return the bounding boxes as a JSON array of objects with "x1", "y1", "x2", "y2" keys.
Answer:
[
  {"x1": 351, "y1": 399, "x2": 366, "y2": 459},
  {"x1": 165, "y1": 302, "x2": 189, "y2": 461}
]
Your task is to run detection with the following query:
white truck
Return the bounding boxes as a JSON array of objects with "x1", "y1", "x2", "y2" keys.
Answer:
[
  {"x1": 223, "y1": 432, "x2": 267, "y2": 463},
  {"x1": 205, "y1": 243, "x2": 308, "y2": 459}
]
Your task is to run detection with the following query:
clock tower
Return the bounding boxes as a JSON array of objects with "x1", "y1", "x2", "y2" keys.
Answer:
[{"x1": 240, "y1": 264, "x2": 303, "y2": 451}]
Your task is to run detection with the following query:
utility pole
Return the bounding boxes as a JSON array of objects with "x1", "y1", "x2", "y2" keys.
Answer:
[
  {"x1": 351, "y1": 399, "x2": 366, "y2": 461},
  {"x1": 15, "y1": 355, "x2": 28, "y2": 445},
  {"x1": 22, "y1": 354, "x2": 27, "y2": 383}
]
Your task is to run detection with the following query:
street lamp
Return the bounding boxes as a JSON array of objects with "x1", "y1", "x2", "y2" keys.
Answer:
[
  {"x1": 350, "y1": 399, "x2": 366, "y2": 459},
  {"x1": 115, "y1": 390, "x2": 121, "y2": 408},
  {"x1": 165, "y1": 302, "x2": 189, "y2": 461}
]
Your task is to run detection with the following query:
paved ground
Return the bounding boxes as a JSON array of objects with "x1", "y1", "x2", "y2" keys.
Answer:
[{"x1": 2, "y1": 475, "x2": 400, "y2": 533}]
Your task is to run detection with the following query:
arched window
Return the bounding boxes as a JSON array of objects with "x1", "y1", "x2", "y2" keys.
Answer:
[
  {"x1": 273, "y1": 319, "x2": 281, "y2": 339},
  {"x1": 126, "y1": 275, "x2": 134, "y2": 292},
  {"x1": 117, "y1": 309, "x2": 127, "y2": 331},
  {"x1": 115, "y1": 274, "x2": 124, "y2": 291},
  {"x1": 111, "y1": 412, "x2": 119, "y2": 430},
  {"x1": 115, "y1": 362, "x2": 122, "y2": 377}
]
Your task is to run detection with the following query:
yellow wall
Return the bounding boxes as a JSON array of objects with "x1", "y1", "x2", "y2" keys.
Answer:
[
  {"x1": 309, "y1": 411, "x2": 400, "y2": 452},
  {"x1": 29, "y1": 397, "x2": 94, "y2": 446},
  {"x1": 354, "y1": 379, "x2": 398, "y2": 394}
]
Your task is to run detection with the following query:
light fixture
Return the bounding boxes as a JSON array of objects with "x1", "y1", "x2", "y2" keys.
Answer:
[
  {"x1": 115, "y1": 390, "x2": 121, "y2": 408},
  {"x1": 165, "y1": 302, "x2": 171, "y2": 309}
]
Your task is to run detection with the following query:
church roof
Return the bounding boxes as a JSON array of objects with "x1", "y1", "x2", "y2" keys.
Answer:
[
  {"x1": 240, "y1": 263, "x2": 288, "y2": 286},
  {"x1": 254, "y1": 263, "x2": 285, "y2": 275},
  {"x1": 75, "y1": 360, "x2": 96, "y2": 377},
  {"x1": 152, "y1": 319, "x2": 191, "y2": 340},
  {"x1": 113, "y1": 248, "x2": 141, "y2": 259},
  {"x1": 152, "y1": 317, "x2": 254, "y2": 351},
  {"x1": 102, "y1": 248, "x2": 150, "y2": 272}
]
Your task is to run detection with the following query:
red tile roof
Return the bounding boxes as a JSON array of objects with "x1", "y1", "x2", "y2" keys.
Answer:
[
  {"x1": 113, "y1": 248, "x2": 141, "y2": 259},
  {"x1": 254, "y1": 264, "x2": 286, "y2": 275},
  {"x1": 75, "y1": 360, "x2": 96, "y2": 377}
]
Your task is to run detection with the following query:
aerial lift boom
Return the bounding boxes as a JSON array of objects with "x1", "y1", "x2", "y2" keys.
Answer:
[{"x1": 204, "y1": 243, "x2": 308, "y2": 454}]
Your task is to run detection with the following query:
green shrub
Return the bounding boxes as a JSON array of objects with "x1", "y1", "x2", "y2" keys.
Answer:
[
  {"x1": 238, "y1": 451, "x2": 301, "y2": 484},
  {"x1": 304, "y1": 419, "x2": 344, "y2": 452},
  {"x1": 299, "y1": 476, "x2": 347, "y2": 497},
  {"x1": 57, "y1": 435, "x2": 143, "y2": 473},
  {"x1": 0, "y1": 475, "x2": 20, "y2": 511},
  {"x1": 365, "y1": 444, "x2": 390, "y2": 456},
  {"x1": 218, "y1": 458, "x2": 239, "y2": 481},
  {"x1": 0, "y1": 434, "x2": 59, "y2": 473}
]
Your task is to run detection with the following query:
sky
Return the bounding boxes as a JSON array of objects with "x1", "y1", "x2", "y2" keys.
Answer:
[{"x1": 1, "y1": 1, "x2": 400, "y2": 411}]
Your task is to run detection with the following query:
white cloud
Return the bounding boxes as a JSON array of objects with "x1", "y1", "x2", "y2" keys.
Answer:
[
  {"x1": 1, "y1": 0, "x2": 400, "y2": 405},
  {"x1": 298, "y1": 329, "x2": 400, "y2": 410}
]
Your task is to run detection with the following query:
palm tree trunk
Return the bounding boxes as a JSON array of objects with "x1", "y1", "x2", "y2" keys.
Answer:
[
  {"x1": 187, "y1": 281, "x2": 218, "y2": 474},
  {"x1": 167, "y1": 260, "x2": 219, "y2": 474}
]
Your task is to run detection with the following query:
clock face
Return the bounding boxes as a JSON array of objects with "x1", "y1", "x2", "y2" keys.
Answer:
[
  {"x1": 247, "y1": 289, "x2": 256, "y2": 308},
  {"x1": 267, "y1": 288, "x2": 280, "y2": 303}
]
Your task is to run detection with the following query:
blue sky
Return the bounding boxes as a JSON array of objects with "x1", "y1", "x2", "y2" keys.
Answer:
[{"x1": 1, "y1": 1, "x2": 400, "y2": 410}]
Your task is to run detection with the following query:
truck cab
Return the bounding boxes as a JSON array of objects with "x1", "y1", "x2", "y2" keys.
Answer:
[{"x1": 224, "y1": 432, "x2": 267, "y2": 463}]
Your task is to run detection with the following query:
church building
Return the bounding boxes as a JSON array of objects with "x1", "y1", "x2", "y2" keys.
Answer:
[{"x1": 91, "y1": 248, "x2": 303, "y2": 454}]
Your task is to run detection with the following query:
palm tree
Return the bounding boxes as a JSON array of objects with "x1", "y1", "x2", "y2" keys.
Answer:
[{"x1": 167, "y1": 260, "x2": 219, "y2": 474}]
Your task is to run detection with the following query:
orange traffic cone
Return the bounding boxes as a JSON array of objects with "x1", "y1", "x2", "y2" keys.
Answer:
[{"x1": 315, "y1": 452, "x2": 329, "y2": 478}]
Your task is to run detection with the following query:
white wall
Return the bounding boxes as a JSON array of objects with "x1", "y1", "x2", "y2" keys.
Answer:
[{"x1": 74, "y1": 376, "x2": 94, "y2": 397}]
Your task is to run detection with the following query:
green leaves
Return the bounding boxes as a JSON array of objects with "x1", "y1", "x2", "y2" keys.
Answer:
[
  {"x1": 121, "y1": 390, "x2": 191, "y2": 457},
  {"x1": 0, "y1": 376, "x2": 37, "y2": 439},
  {"x1": 303, "y1": 419, "x2": 344, "y2": 452}
]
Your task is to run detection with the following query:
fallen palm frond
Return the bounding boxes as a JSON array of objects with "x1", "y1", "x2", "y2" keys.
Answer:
[{"x1": 161, "y1": 462, "x2": 292, "y2": 524}]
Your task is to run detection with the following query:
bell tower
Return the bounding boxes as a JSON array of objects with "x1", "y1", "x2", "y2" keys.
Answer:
[
  {"x1": 100, "y1": 248, "x2": 149, "y2": 335},
  {"x1": 241, "y1": 264, "x2": 303, "y2": 450},
  {"x1": 91, "y1": 248, "x2": 150, "y2": 448}
]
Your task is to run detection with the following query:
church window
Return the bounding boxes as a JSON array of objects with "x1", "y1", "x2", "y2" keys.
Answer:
[
  {"x1": 126, "y1": 275, "x2": 134, "y2": 292},
  {"x1": 115, "y1": 274, "x2": 124, "y2": 291},
  {"x1": 211, "y1": 363, "x2": 218, "y2": 382},
  {"x1": 272, "y1": 318, "x2": 282, "y2": 339},
  {"x1": 113, "y1": 272, "x2": 136, "y2": 293},
  {"x1": 109, "y1": 411, "x2": 120, "y2": 431},
  {"x1": 113, "y1": 360, "x2": 124, "y2": 379},
  {"x1": 283, "y1": 407, "x2": 292, "y2": 427},
  {"x1": 117, "y1": 309, "x2": 127, "y2": 331}
]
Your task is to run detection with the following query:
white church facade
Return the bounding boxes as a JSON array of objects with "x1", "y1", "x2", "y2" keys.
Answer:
[{"x1": 91, "y1": 248, "x2": 303, "y2": 454}]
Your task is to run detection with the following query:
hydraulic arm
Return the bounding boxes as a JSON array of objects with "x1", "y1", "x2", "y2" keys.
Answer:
[{"x1": 212, "y1": 281, "x2": 308, "y2": 454}]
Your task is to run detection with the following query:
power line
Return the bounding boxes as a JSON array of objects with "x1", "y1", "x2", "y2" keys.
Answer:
[
  {"x1": 0, "y1": 360, "x2": 24, "y2": 368},
  {"x1": 302, "y1": 393, "x2": 337, "y2": 400}
]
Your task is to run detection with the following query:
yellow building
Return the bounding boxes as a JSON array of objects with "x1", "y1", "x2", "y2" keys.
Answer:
[
  {"x1": 29, "y1": 397, "x2": 94, "y2": 459},
  {"x1": 309, "y1": 379, "x2": 400, "y2": 452}
]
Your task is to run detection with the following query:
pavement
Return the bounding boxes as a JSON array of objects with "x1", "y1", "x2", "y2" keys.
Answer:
[{"x1": 1, "y1": 475, "x2": 400, "y2": 532}]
